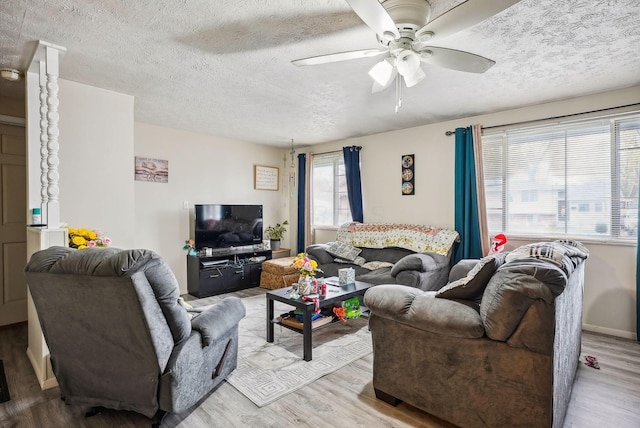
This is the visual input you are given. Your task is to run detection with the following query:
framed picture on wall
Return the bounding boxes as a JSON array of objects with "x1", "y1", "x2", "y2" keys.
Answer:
[
  {"x1": 135, "y1": 157, "x2": 169, "y2": 183},
  {"x1": 402, "y1": 154, "x2": 415, "y2": 195},
  {"x1": 254, "y1": 165, "x2": 279, "y2": 190}
]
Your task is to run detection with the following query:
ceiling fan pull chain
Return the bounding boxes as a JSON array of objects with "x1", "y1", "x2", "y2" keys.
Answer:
[
  {"x1": 395, "y1": 76, "x2": 402, "y2": 113},
  {"x1": 395, "y1": 77, "x2": 399, "y2": 113}
]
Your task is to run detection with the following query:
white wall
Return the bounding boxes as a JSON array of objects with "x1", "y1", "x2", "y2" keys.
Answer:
[
  {"x1": 29, "y1": 78, "x2": 291, "y2": 295},
  {"x1": 57, "y1": 79, "x2": 135, "y2": 248},
  {"x1": 134, "y1": 122, "x2": 289, "y2": 293},
  {"x1": 41, "y1": 77, "x2": 638, "y2": 337},
  {"x1": 300, "y1": 86, "x2": 640, "y2": 338}
]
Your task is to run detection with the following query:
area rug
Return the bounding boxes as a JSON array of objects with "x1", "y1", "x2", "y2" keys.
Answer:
[{"x1": 194, "y1": 294, "x2": 372, "y2": 407}]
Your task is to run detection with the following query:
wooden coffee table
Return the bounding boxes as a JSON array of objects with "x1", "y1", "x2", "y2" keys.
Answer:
[{"x1": 266, "y1": 278, "x2": 374, "y2": 361}]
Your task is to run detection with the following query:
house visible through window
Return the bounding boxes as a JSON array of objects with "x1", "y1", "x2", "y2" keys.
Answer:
[
  {"x1": 482, "y1": 113, "x2": 640, "y2": 241},
  {"x1": 311, "y1": 152, "x2": 352, "y2": 228}
]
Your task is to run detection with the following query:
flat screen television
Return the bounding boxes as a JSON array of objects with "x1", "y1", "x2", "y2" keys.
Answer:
[{"x1": 194, "y1": 204, "x2": 263, "y2": 250}]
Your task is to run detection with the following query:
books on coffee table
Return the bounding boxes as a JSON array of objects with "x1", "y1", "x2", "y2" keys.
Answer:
[{"x1": 277, "y1": 313, "x2": 334, "y2": 330}]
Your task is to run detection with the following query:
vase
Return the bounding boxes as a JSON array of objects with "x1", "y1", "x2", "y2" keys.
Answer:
[{"x1": 298, "y1": 275, "x2": 313, "y2": 295}]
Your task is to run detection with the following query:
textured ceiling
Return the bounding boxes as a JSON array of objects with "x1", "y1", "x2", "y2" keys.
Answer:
[{"x1": 1, "y1": 0, "x2": 639, "y2": 147}]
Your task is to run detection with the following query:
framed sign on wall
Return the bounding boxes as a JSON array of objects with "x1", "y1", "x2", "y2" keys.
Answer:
[{"x1": 254, "y1": 165, "x2": 279, "y2": 191}]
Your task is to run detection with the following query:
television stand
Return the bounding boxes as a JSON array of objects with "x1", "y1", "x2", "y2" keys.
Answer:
[{"x1": 187, "y1": 248, "x2": 272, "y2": 297}]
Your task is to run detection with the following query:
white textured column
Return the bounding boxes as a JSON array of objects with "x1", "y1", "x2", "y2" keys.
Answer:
[
  {"x1": 25, "y1": 40, "x2": 67, "y2": 390},
  {"x1": 44, "y1": 46, "x2": 61, "y2": 228},
  {"x1": 38, "y1": 61, "x2": 49, "y2": 222}
]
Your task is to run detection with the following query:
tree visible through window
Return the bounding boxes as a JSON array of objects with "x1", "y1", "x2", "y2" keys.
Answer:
[
  {"x1": 482, "y1": 113, "x2": 640, "y2": 241},
  {"x1": 311, "y1": 153, "x2": 352, "y2": 227}
]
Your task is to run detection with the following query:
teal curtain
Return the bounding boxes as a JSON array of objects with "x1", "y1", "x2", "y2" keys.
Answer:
[{"x1": 454, "y1": 127, "x2": 483, "y2": 263}]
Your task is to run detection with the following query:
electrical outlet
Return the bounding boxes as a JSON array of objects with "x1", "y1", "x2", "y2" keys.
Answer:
[{"x1": 183, "y1": 201, "x2": 189, "y2": 209}]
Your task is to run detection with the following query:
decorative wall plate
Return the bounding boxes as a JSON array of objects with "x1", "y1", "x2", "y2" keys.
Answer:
[
  {"x1": 402, "y1": 168, "x2": 413, "y2": 181},
  {"x1": 402, "y1": 155, "x2": 414, "y2": 168}
]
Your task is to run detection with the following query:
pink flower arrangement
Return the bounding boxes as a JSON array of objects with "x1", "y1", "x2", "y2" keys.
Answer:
[{"x1": 291, "y1": 252, "x2": 321, "y2": 277}]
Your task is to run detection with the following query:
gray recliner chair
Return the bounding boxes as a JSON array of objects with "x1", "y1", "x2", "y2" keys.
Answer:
[{"x1": 24, "y1": 246, "x2": 246, "y2": 426}]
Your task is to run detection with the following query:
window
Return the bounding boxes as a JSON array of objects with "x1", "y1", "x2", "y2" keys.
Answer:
[
  {"x1": 311, "y1": 153, "x2": 352, "y2": 227},
  {"x1": 482, "y1": 113, "x2": 640, "y2": 241}
]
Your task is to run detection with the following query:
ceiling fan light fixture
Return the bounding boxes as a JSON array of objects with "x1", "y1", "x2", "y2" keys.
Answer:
[
  {"x1": 368, "y1": 58, "x2": 396, "y2": 87},
  {"x1": 403, "y1": 67, "x2": 426, "y2": 88},
  {"x1": 396, "y1": 50, "x2": 420, "y2": 76}
]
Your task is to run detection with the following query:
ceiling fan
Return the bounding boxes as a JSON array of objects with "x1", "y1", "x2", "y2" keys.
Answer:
[{"x1": 292, "y1": 0, "x2": 521, "y2": 101}]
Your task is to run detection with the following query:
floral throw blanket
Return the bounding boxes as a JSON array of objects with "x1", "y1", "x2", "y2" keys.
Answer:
[{"x1": 336, "y1": 222, "x2": 459, "y2": 256}]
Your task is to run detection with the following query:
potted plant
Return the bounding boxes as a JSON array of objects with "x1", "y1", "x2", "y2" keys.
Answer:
[{"x1": 265, "y1": 220, "x2": 288, "y2": 250}]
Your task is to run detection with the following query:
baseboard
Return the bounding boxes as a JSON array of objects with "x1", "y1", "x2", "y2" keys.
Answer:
[
  {"x1": 41, "y1": 376, "x2": 59, "y2": 390},
  {"x1": 582, "y1": 323, "x2": 636, "y2": 340},
  {"x1": 26, "y1": 347, "x2": 58, "y2": 390}
]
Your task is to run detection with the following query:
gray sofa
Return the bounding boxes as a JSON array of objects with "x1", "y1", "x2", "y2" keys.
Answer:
[
  {"x1": 306, "y1": 244, "x2": 454, "y2": 290},
  {"x1": 24, "y1": 246, "x2": 246, "y2": 426},
  {"x1": 363, "y1": 241, "x2": 588, "y2": 428},
  {"x1": 306, "y1": 222, "x2": 460, "y2": 291}
]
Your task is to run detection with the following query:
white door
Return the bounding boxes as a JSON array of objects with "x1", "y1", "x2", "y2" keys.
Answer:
[{"x1": 0, "y1": 123, "x2": 27, "y2": 326}]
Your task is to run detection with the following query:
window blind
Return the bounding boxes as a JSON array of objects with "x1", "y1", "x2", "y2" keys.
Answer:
[{"x1": 482, "y1": 113, "x2": 640, "y2": 241}]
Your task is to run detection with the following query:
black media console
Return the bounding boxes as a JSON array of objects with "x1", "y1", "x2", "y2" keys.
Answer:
[{"x1": 187, "y1": 247, "x2": 272, "y2": 297}]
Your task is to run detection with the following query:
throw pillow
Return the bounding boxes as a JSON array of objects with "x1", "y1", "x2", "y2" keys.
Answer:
[
  {"x1": 362, "y1": 261, "x2": 394, "y2": 270},
  {"x1": 334, "y1": 256, "x2": 367, "y2": 266},
  {"x1": 436, "y1": 254, "x2": 504, "y2": 302},
  {"x1": 326, "y1": 241, "x2": 362, "y2": 262}
]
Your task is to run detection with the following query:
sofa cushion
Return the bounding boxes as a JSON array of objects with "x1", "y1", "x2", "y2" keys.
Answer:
[
  {"x1": 436, "y1": 254, "x2": 504, "y2": 302},
  {"x1": 29, "y1": 247, "x2": 192, "y2": 345},
  {"x1": 390, "y1": 253, "x2": 423, "y2": 273},
  {"x1": 480, "y1": 262, "x2": 566, "y2": 341},
  {"x1": 362, "y1": 260, "x2": 394, "y2": 270},
  {"x1": 305, "y1": 244, "x2": 335, "y2": 265},
  {"x1": 326, "y1": 241, "x2": 362, "y2": 261},
  {"x1": 359, "y1": 246, "x2": 415, "y2": 264},
  {"x1": 142, "y1": 258, "x2": 192, "y2": 344},
  {"x1": 364, "y1": 285, "x2": 484, "y2": 339},
  {"x1": 448, "y1": 259, "x2": 481, "y2": 282},
  {"x1": 334, "y1": 255, "x2": 367, "y2": 266},
  {"x1": 356, "y1": 267, "x2": 396, "y2": 285},
  {"x1": 390, "y1": 252, "x2": 443, "y2": 276}
]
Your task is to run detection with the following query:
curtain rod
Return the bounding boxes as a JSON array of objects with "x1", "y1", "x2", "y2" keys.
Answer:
[
  {"x1": 308, "y1": 146, "x2": 362, "y2": 156},
  {"x1": 444, "y1": 102, "x2": 640, "y2": 136}
]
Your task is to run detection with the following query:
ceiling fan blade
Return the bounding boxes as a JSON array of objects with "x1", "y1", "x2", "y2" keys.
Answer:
[
  {"x1": 415, "y1": 0, "x2": 521, "y2": 43},
  {"x1": 292, "y1": 49, "x2": 387, "y2": 66},
  {"x1": 345, "y1": 0, "x2": 400, "y2": 39},
  {"x1": 419, "y1": 47, "x2": 495, "y2": 73}
]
